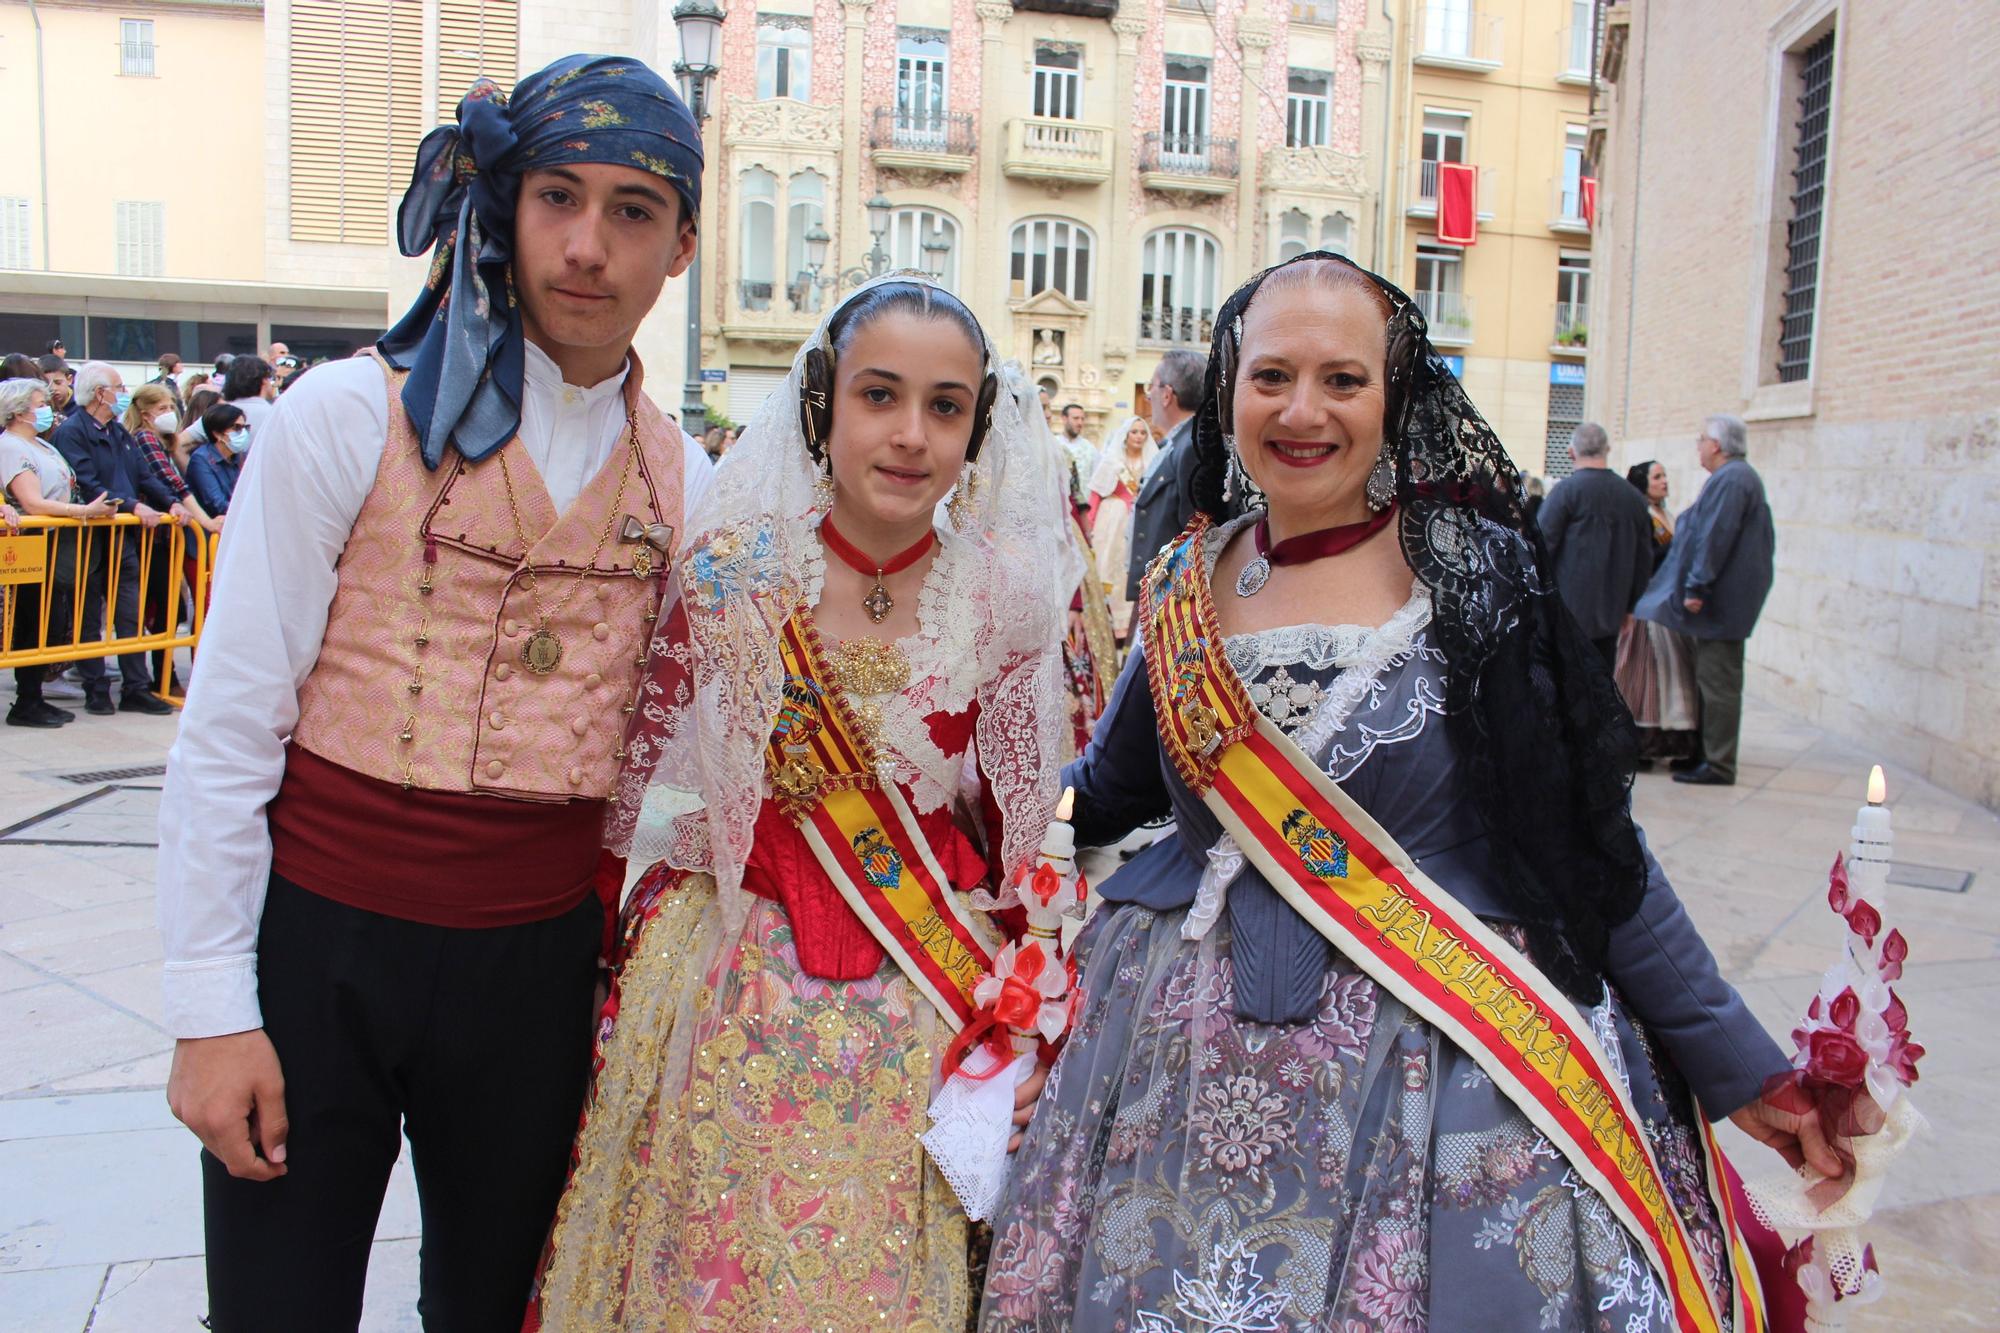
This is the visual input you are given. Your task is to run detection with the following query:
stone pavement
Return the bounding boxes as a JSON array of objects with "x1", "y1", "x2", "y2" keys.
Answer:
[{"x1": 0, "y1": 691, "x2": 1995, "y2": 1330}]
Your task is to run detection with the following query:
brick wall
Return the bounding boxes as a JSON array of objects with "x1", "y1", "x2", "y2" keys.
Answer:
[{"x1": 1591, "y1": 0, "x2": 2000, "y2": 808}]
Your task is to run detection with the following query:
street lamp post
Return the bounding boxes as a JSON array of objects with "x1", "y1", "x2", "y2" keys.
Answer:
[
  {"x1": 672, "y1": 0, "x2": 724, "y2": 436},
  {"x1": 798, "y1": 194, "x2": 901, "y2": 299}
]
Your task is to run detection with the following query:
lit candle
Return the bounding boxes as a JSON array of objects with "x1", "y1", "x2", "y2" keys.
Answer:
[
  {"x1": 1847, "y1": 764, "x2": 1893, "y2": 922},
  {"x1": 1038, "y1": 786, "x2": 1077, "y2": 867}
]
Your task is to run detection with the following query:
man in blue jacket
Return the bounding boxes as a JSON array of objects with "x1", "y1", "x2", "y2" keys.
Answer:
[
  {"x1": 1634, "y1": 413, "x2": 1775, "y2": 786},
  {"x1": 51, "y1": 362, "x2": 181, "y2": 715}
]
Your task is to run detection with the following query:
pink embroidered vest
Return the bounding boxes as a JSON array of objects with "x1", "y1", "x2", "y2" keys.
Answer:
[{"x1": 290, "y1": 352, "x2": 683, "y2": 802}]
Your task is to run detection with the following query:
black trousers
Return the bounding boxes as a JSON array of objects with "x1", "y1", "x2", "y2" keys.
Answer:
[
  {"x1": 74, "y1": 525, "x2": 152, "y2": 697},
  {"x1": 202, "y1": 874, "x2": 602, "y2": 1333}
]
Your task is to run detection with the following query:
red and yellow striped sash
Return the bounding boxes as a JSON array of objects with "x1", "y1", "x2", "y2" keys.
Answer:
[
  {"x1": 1140, "y1": 516, "x2": 1762, "y2": 1333},
  {"x1": 765, "y1": 613, "x2": 993, "y2": 1028}
]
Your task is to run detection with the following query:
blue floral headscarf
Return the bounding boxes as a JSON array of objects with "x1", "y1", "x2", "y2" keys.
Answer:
[{"x1": 379, "y1": 55, "x2": 704, "y2": 470}]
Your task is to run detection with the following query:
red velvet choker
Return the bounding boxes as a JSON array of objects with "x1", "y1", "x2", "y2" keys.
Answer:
[
  {"x1": 821, "y1": 516, "x2": 937, "y2": 623},
  {"x1": 1235, "y1": 504, "x2": 1397, "y2": 598}
]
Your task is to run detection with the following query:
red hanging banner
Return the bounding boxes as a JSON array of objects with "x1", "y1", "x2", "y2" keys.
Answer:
[
  {"x1": 1437, "y1": 161, "x2": 1479, "y2": 246},
  {"x1": 1581, "y1": 176, "x2": 1599, "y2": 230}
]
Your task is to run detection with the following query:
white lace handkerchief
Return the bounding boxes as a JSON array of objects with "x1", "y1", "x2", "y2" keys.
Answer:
[{"x1": 922, "y1": 1047, "x2": 1037, "y2": 1221}]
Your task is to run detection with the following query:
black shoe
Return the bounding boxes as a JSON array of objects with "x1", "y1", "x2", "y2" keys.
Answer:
[
  {"x1": 1667, "y1": 755, "x2": 1703, "y2": 772},
  {"x1": 1672, "y1": 763, "x2": 1734, "y2": 786},
  {"x1": 120, "y1": 691, "x2": 176, "y2": 715},
  {"x1": 6, "y1": 702, "x2": 66, "y2": 728},
  {"x1": 41, "y1": 702, "x2": 74, "y2": 722},
  {"x1": 84, "y1": 693, "x2": 116, "y2": 716}
]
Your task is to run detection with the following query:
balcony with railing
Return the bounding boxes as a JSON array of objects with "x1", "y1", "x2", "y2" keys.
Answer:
[
  {"x1": 1414, "y1": 290, "x2": 1474, "y2": 346},
  {"x1": 1139, "y1": 303, "x2": 1217, "y2": 348},
  {"x1": 724, "y1": 274, "x2": 818, "y2": 345},
  {"x1": 1558, "y1": 21, "x2": 1596, "y2": 85},
  {"x1": 737, "y1": 280, "x2": 774, "y2": 312},
  {"x1": 1553, "y1": 301, "x2": 1588, "y2": 353},
  {"x1": 1139, "y1": 132, "x2": 1239, "y2": 197},
  {"x1": 1002, "y1": 117, "x2": 1115, "y2": 186},
  {"x1": 1415, "y1": 4, "x2": 1504, "y2": 71},
  {"x1": 1549, "y1": 178, "x2": 1590, "y2": 234},
  {"x1": 869, "y1": 107, "x2": 976, "y2": 176},
  {"x1": 1407, "y1": 159, "x2": 1495, "y2": 219}
]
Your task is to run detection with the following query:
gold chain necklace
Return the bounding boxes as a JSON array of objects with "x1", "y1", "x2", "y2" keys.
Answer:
[{"x1": 494, "y1": 411, "x2": 640, "y2": 675}]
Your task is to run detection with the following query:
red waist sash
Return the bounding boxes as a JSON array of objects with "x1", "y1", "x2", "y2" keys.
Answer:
[{"x1": 269, "y1": 744, "x2": 603, "y2": 927}]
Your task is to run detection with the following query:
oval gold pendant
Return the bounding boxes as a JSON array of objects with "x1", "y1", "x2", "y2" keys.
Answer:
[
  {"x1": 522, "y1": 628, "x2": 564, "y2": 675},
  {"x1": 631, "y1": 547, "x2": 654, "y2": 580}
]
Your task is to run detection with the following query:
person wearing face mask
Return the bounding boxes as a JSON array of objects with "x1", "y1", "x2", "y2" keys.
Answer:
[
  {"x1": 49, "y1": 361, "x2": 180, "y2": 716},
  {"x1": 126, "y1": 384, "x2": 219, "y2": 694},
  {"x1": 218, "y1": 355, "x2": 277, "y2": 444},
  {"x1": 37, "y1": 356, "x2": 76, "y2": 430},
  {"x1": 185, "y1": 404, "x2": 247, "y2": 517},
  {"x1": 0, "y1": 377, "x2": 117, "y2": 726}
]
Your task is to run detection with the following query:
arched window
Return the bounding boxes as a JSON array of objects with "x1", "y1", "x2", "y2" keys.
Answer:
[
  {"x1": 785, "y1": 169, "x2": 827, "y2": 313},
  {"x1": 889, "y1": 206, "x2": 960, "y2": 292},
  {"x1": 738, "y1": 168, "x2": 776, "y2": 311},
  {"x1": 1277, "y1": 209, "x2": 1312, "y2": 262},
  {"x1": 1009, "y1": 217, "x2": 1094, "y2": 302},
  {"x1": 1138, "y1": 227, "x2": 1219, "y2": 346},
  {"x1": 1320, "y1": 212, "x2": 1354, "y2": 257}
]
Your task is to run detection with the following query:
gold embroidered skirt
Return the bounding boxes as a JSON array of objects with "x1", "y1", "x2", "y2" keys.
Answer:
[{"x1": 535, "y1": 868, "x2": 971, "y2": 1331}]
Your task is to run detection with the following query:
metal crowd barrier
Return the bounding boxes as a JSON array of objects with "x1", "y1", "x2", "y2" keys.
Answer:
[{"x1": 0, "y1": 514, "x2": 218, "y2": 704}]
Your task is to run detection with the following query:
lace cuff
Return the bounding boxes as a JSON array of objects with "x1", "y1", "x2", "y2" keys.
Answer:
[
  {"x1": 921, "y1": 1047, "x2": 1037, "y2": 1221},
  {"x1": 1184, "y1": 834, "x2": 1246, "y2": 941}
]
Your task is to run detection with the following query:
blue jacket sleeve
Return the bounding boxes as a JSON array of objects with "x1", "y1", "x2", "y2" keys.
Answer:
[
  {"x1": 53, "y1": 420, "x2": 111, "y2": 502},
  {"x1": 1602, "y1": 829, "x2": 1790, "y2": 1119},
  {"x1": 187, "y1": 452, "x2": 226, "y2": 516},
  {"x1": 1061, "y1": 643, "x2": 1172, "y2": 848},
  {"x1": 1682, "y1": 472, "x2": 1752, "y2": 600}
]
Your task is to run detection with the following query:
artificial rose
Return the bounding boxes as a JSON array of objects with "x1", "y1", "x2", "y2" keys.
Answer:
[
  {"x1": 1804, "y1": 1029, "x2": 1869, "y2": 1088},
  {"x1": 1845, "y1": 897, "x2": 1882, "y2": 945}
]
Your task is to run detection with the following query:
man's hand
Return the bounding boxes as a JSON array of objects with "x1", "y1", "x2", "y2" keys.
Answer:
[
  {"x1": 168, "y1": 501, "x2": 190, "y2": 524},
  {"x1": 134, "y1": 502, "x2": 164, "y2": 530},
  {"x1": 1683, "y1": 596, "x2": 1705, "y2": 614},
  {"x1": 167, "y1": 1030, "x2": 290, "y2": 1181},
  {"x1": 1008, "y1": 1063, "x2": 1050, "y2": 1153}
]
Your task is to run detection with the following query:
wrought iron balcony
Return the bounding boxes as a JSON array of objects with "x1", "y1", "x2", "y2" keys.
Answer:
[
  {"x1": 870, "y1": 107, "x2": 976, "y2": 159},
  {"x1": 1139, "y1": 132, "x2": 1239, "y2": 198},
  {"x1": 1407, "y1": 159, "x2": 1495, "y2": 218},
  {"x1": 1554, "y1": 301, "x2": 1588, "y2": 349}
]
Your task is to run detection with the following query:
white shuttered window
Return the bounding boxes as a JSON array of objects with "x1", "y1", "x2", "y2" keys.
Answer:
[
  {"x1": 115, "y1": 202, "x2": 165, "y2": 276},
  {"x1": 289, "y1": 0, "x2": 427, "y2": 244},
  {"x1": 0, "y1": 198, "x2": 29, "y2": 269}
]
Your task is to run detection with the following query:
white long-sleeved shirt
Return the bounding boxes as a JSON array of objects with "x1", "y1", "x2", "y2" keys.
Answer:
[{"x1": 157, "y1": 345, "x2": 714, "y2": 1039}]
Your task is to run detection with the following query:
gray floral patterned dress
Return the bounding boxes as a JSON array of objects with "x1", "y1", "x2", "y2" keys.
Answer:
[{"x1": 979, "y1": 518, "x2": 1787, "y2": 1333}]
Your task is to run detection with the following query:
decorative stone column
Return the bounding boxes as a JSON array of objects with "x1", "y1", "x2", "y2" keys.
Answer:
[
  {"x1": 973, "y1": 0, "x2": 1014, "y2": 314},
  {"x1": 840, "y1": 0, "x2": 876, "y2": 277},
  {"x1": 1354, "y1": 29, "x2": 1393, "y2": 272},
  {"x1": 1103, "y1": 14, "x2": 1149, "y2": 405},
  {"x1": 1236, "y1": 14, "x2": 1275, "y2": 271}
]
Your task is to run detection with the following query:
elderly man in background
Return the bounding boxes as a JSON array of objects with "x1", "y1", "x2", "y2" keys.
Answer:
[
  {"x1": 1538, "y1": 421, "x2": 1654, "y2": 668},
  {"x1": 1124, "y1": 348, "x2": 1211, "y2": 611},
  {"x1": 50, "y1": 361, "x2": 181, "y2": 716},
  {"x1": 1635, "y1": 413, "x2": 1775, "y2": 787}
]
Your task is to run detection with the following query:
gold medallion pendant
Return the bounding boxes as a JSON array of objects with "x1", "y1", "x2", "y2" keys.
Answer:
[
  {"x1": 630, "y1": 546, "x2": 654, "y2": 580},
  {"x1": 522, "y1": 628, "x2": 564, "y2": 675}
]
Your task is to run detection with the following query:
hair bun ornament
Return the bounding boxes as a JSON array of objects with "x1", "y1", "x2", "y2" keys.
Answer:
[{"x1": 798, "y1": 344, "x2": 835, "y2": 467}]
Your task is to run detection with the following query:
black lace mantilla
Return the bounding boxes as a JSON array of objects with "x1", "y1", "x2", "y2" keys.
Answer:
[{"x1": 1187, "y1": 250, "x2": 1646, "y2": 1004}]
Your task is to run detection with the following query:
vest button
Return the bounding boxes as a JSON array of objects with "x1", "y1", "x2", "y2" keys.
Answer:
[
  {"x1": 503, "y1": 618, "x2": 520, "y2": 637},
  {"x1": 488, "y1": 710, "x2": 505, "y2": 729},
  {"x1": 567, "y1": 765, "x2": 584, "y2": 786},
  {"x1": 571, "y1": 716, "x2": 588, "y2": 736},
  {"x1": 592, "y1": 622, "x2": 610, "y2": 641},
  {"x1": 485, "y1": 759, "x2": 505, "y2": 779},
  {"x1": 494, "y1": 662, "x2": 513, "y2": 680},
  {"x1": 585, "y1": 672, "x2": 602, "y2": 688}
]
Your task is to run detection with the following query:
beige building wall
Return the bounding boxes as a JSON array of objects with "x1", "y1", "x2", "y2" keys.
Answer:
[
  {"x1": 1385, "y1": 0, "x2": 1595, "y2": 479},
  {"x1": 0, "y1": 0, "x2": 266, "y2": 280},
  {"x1": 1588, "y1": 0, "x2": 2000, "y2": 808}
]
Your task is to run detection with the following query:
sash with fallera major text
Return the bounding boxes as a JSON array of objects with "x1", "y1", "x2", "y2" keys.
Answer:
[
  {"x1": 1140, "y1": 516, "x2": 1763, "y2": 1333},
  {"x1": 765, "y1": 612, "x2": 993, "y2": 1029}
]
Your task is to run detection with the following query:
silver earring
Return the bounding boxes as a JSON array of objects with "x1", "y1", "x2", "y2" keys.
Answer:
[{"x1": 1365, "y1": 449, "x2": 1396, "y2": 512}]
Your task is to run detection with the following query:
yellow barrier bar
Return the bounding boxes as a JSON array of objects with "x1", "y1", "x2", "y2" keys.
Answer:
[{"x1": 0, "y1": 514, "x2": 214, "y2": 703}]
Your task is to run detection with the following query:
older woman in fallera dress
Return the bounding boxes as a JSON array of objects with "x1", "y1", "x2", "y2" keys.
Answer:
[
  {"x1": 531, "y1": 277, "x2": 1076, "y2": 1331},
  {"x1": 979, "y1": 254, "x2": 1844, "y2": 1332}
]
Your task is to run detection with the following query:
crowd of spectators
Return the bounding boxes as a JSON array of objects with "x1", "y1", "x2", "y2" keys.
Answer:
[{"x1": 1, "y1": 338, "x2": 293, "y2": 728}]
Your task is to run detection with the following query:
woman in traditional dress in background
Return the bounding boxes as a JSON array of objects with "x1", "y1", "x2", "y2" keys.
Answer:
[
  {"x1": 1616, "y1": 458, "x2": 1701, "y2": 767},
  {"x1": 981, "y1": 253, "x2": 1844, "y2": 1332},
  {"x1": 532, "y1": 277, "x2": 1076, "y2": 1331},
  {"x1": 1084, "y1": 415, "x2": 1157, "y2": 648}
]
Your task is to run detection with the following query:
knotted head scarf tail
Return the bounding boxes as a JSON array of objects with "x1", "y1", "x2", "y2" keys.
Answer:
[
  {"x1": 1188, "y1": 249, "x2": 1646, "y2": 1003},
  {"x1": 378, "y1": 54, "x2": 704, "y2": 470}
]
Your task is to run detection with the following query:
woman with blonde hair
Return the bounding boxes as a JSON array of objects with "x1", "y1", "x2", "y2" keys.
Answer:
[{"x1": 1084, "y1": 414, "x2": 1157, "y2": 645}]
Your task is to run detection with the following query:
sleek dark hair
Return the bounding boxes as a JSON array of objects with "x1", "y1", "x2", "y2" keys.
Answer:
[
  {"x1": 45, "y1": 339, "x2": 64, "y2": 354},
  {"x1": 186, "y1": 387, "x2": 222, "y2": 421},
  {"x1": 221, "y1": 356, "x2": 273, "y2": 403},
  {"x1": 1625, "y1": 460, "x2": 1657, "y2": 494},
  {"x1": 1061, "y1": 402, "x2": 1083, "y2": 415},
  {"x1": 202, "y1": 402, "x2": 247, "y2": 442},
  {"x1": 36, "y1": 355, "x2": 70, "y2": 377},
  {"x1": 1152, "y1": 349, "x2": 1206, "y2": 416},
  {"x1": 0, "y1": 354, "x2": 40, "y2": 381},
  {"x1": 798, "y1": 280, "x2": 997, "y2": 466},
  {"x1": 158, "y1": 352, "x2": 182, "y2": 372}
]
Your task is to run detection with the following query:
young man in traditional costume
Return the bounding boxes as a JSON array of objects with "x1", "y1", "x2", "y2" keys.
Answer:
[{"x1": 156, "y1": 56, "x2": 710, "y2": 1330}]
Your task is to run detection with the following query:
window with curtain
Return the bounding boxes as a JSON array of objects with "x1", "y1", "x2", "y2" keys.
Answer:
[
  {"x1": 1009, "y1": 218, "x2": 1093, "y2": 302},
  {"x1": 739, "y1": 169, "x2": 777, "y2": 310},
  {"x1": 1139, "y1": 227, "x2": 1219, "y2": 345},
  {"x1": 896, "y1": 30, "x2": 950, "y2": 139},
  {"x1": 889, "y1": 207, "x2": 960, "y2": 292},
  {"x1": 1285, "y1": 70, "x2": 1331, "y2": 148},
  {"x1": 785, "y1": 170, "x2": 826, "y2": 313},
  {"x1": 756, "y1": 17, "x2": 812, "y2": 101},
  {"x1": 1033, "y1": 46, "x2": 1083, "y2": 120}
]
